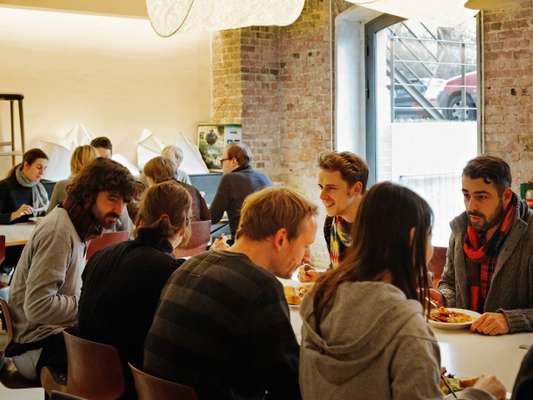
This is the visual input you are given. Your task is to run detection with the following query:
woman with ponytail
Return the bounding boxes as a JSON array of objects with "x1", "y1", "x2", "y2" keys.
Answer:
[
  {"x1": 0, "y1": 148, "x2": 49, "y2": 224},
  {"x1": 78, "y1": 181, "x2": 192, "y2": 399}
]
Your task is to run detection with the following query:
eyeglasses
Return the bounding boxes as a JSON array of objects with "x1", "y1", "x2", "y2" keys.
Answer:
[{"x1": 220, "y1": 158, "x2": 230, "y2": 164}]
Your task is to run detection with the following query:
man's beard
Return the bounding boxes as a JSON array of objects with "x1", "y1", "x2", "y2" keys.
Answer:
[
  {"x1": 468, "y1": 201, "x2": 505, "y2": 233},
  {"x1": 99, "y1": 212, "x2": 120, "y2": 229}
]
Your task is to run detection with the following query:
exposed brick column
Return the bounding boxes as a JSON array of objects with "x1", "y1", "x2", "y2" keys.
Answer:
[{"x1": 484, "y1": 3, "x2": 533, "y2": 188}]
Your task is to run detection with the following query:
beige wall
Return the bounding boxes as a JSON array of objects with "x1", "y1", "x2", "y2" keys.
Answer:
[{"x1": 0, "y1": 6, "x2": 211, "y2": 176}]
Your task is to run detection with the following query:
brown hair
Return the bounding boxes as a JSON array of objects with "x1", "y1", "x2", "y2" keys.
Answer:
[
  {"x1": 226, "y1": 143, "x2": 252, "y2": 167},
  {"x1": 161, "y1": 145, "x2": 184, "y2": 168},
  {"x1": 236, "y1": 187, "x2": 318, "y2": 241},
  {"x1": 463, "y1": 155, "x2": 512, "y2": 195},
  {"x1": 70, "y1": 145, "x2": 98, "y2": 176},
  {"x1": 143, "y1": 156, "x2": 176, "y2": 184},
  {"x1": 319, "y1": 151, "x2": 369, "y2": 192},
  {"x1": 312, "y1": 182, "x2": 433, "y2": 328},
  {"x1": 8, "y1": 148, "x2": 48, "y2": 178},
  {"x1": 136, "y1": 181, "x2": 192, "y2": 243},
  {"x1": 90, "y1": 136, "x2": 113, "y2": 152}
]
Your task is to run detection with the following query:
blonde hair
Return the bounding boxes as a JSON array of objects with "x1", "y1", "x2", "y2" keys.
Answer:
[
  {"x1": 236, "y1": 187, "x2": 318, "y2": 241},
  {"x1": 143, "y1": 156, "x2": 177, "y2": 184},
  {"x1": 136, "y1": 181, "x2": 192, "y2": 243},
  {"x1": 70, "y1": 145, "x2": 98, "y2": 176},
  {"x1": 161, "y1": 145, "x2": 184, "y2": 168}
]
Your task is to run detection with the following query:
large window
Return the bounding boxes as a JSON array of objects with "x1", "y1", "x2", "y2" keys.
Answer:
[{"x1": 366, "y1": 16, "x2": 479, "y2": 246}]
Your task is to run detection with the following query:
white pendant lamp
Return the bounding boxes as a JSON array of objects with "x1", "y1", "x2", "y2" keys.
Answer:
[{"x1": 146, "y1": 0, "x2": 305, "y2": 37}]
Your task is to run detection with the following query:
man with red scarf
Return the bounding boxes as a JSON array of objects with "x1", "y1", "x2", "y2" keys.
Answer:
[{"x1": 435, "y1": 155, "x2": 533, "y2": 335}]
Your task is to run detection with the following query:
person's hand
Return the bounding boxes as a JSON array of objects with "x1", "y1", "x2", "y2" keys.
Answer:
[
  {"x1": 473, "y1": 375, "x2": 506, "y2": 400},
  {"x1": 471, "y1": 312, "x2": 510, "y2": 336},
  {"x1": 298, "y1": 264, "x2": 320, "y2": 282},
  {"x1": 211, "y1": 234, "x2": 229, "y2": 250},
  {"x1": 428, "y1": 288, "x2": 445, "y2": 308},
  {"x1": 10, "y1": 204, "x2": 33, "y2": 221}
]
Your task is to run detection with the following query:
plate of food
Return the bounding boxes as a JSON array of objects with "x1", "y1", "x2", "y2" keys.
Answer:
[
  {"x1": 440, "y1": 370, "x2": 479, "y2": 395},
  {"x1": 283, "y1": 283, "x2": 313, "y2": 307},
  {"x1": 28, "y1": 216, "x2": 45, "y2": 224},
  {"x1": 429, "y1": 307, "x2": 480, "y2": 329}
]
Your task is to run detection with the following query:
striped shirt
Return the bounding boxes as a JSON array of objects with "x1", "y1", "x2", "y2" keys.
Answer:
[{"x1": 144, "y1": 250, "x2": 301, "y2": 400}]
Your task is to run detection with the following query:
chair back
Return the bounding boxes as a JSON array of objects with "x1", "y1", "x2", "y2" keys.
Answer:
[
  {"x1": 429, "y1": 246, "x2": 447, "y2": 288},
  {"x1": 0, "y1": 235, "x2": 5, "y2": 266},
  {"x1": 63, "y1": 330, "x2": 125, "y2": 400},
  {"x1": 174, "y1": 220, "x2": 211, "y2": 258},
  {"x1": 129, "y1": 363, "x2": 198, "y2": 400},
  {"x1": 86, "y1": 231, "x2": 129, "y2": 261}
]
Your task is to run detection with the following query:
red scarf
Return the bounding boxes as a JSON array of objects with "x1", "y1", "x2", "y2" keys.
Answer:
[{"x1": 463, "y1": 197, "x2": 516, "y2": 312}]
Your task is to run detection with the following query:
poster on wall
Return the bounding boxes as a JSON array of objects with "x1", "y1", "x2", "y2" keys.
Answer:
[{"x1": 197, "y1": 123, "x2": 241, "y2": 170}]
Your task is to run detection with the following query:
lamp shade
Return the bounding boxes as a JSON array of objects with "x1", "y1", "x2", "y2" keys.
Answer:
[
  {"x1": 346, "y1": 0, "x2": 478, "y2": 25},
  {"x1": 146, "y1": 0, "x2": 305, "y2": 37},
  {"x1": 464, "y1": 0, "x2": 517, "y2": 10}
]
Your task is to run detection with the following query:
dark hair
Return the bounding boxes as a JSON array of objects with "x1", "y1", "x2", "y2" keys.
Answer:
[
  {"x1": 463, "y1": 155, "x2": 511, "y2": 194},
  {"x1": 90, "y1": 136, "x2": 113, "y2": 152},
  {"x1": 312, "y1": 182, "x2": 433, "y2": 326},
  {"x1": 226, "y1": 143, "x2": 252, "y2": 167},
  {"x1": 136, "y1": 181, "x2": 192, "y2": 244},
  {"x1": 63, "y1": 158, "x2": 138, "y2": 240},
  {"x1": 319, "y1": 151, "x2": 369, "y2": 192},
  {"x1": 8, "y1": 148, "x2": 48, "y2": 177}
]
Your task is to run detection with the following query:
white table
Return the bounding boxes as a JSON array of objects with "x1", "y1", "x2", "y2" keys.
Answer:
[
  {"x1": 0, "y1": 223, "x2": 35, "y2": 247},
  {"x1": 289, "y1": 308, "x2": 532, "y2": 391}
]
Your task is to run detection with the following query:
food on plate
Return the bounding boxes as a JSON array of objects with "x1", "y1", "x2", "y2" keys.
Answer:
[
  {"x1": 440, "y1": 370, "x2": 479, "y2": 395},
  {"x1": 430, "y1": 307, "x2": 474, "y2": 324},
  {"x1": 283, "y1": 283, "x2": 313, "y2": 306}
]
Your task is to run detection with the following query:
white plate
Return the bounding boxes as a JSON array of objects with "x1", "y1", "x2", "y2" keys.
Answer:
[
  {"x1": 28, "y1": 216, "x2": 45, "y2": 224},
  {"x1": 429, "y1": 308, "x2": 480, "y2": 330}
]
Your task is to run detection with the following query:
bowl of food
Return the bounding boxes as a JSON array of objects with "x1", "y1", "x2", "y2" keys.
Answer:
[{"x1": 283, "y1": 283, "x2": 313, "y2": 307}]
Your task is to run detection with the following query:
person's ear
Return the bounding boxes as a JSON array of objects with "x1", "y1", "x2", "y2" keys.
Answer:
[
  {"x1": 503, "y1": 187, "x2": 513, "y2": 207},
  {"x1": 350, "y1": 181, "x2": 363, "y2": 196},
  {"x1": 272, "y1": 228, "x2": 288, "y2": 251}
]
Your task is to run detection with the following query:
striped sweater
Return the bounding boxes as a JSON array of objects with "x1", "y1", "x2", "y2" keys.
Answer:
[{"x1": 144, "y1": 250, "x2": 301, "y2": 400}]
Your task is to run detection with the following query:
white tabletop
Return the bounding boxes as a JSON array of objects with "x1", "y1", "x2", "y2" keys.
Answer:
[
  {"x1": 289, "y1": 307, "x2": 532, "y2": 391},
  {"x1": 0, "y1": 222, "x2": 35, "y2": 247}
]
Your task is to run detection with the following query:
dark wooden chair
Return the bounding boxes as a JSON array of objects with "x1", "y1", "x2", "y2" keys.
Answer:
[
  {"x1": 0, "y1": 235, "x2": 5, "y2": 266},
  {"x1": 0, "y1": 298, "x2": 41, "y2": 389},
  {"x1": 174, "y1": 220, "x2": 211, "y2": 258},
  {"x1": 86, "y1": 231, "x2": 129, "y2": 261},
  {"x1": 63, "y1": 330, "x2": 125, "y2": 400},
  {"x1": 50, "y1": 390, "x2": 87, "y2": 400},
  {"x1": 129, "y1": 363, "x2": 198, "y2": 400},
  {"x1": 429, "y1": 246, "x2": 447, "y2": 288}
]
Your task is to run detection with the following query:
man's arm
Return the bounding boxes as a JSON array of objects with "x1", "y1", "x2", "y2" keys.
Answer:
[
  {"x1": 248, "y1": 285, "x2": 301, "y2": 400},
  {"x1": 210, "y1": 176, "x2": 230, "y2": 224},
  {"x1": 23, "y1": 230, "x2": 79, "y2": 326},
  {"x1": 438, "y1": 234, "x2": 458, "y2": 307}
]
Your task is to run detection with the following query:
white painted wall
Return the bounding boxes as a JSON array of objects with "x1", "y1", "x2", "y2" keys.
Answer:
[{"x1": 0, "y1": 6, "x2": 211, "y2": 177}]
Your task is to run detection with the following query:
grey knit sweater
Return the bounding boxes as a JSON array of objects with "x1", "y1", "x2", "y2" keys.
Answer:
[{"x1": 9, "y1": 207, "x2": 86, "y2": 343}]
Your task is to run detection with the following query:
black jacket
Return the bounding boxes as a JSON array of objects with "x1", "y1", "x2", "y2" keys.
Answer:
[{"x1": 78, "y1": 228, "x2": 184, "y2": 399}]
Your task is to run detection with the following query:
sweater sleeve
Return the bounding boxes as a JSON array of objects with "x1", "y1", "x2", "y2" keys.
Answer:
[
  {"x1": 390, "y1": 331, "x2": 495, "y2": 400},
  {"x1": 210, "y1": 175, "x2": 230, "y2": 224},
  {"x1": 23, "y1": 229, "x2": 79, "y2": 326},
  {"x1": 438, "y1": 233, "x2": 458, "y2": 307}
]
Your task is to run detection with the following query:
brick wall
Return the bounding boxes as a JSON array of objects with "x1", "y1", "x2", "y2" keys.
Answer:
[
  {"x1": 484, "y1": 1, "x2": 533, "y2": 188},
  {"x1": 211, "y1": 0, "x2": 352, "y2": 263}
]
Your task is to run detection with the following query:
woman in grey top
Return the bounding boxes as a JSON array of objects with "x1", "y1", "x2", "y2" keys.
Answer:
[{"x1": 299, "y1": 182, "x2": 506, "y2": 400}]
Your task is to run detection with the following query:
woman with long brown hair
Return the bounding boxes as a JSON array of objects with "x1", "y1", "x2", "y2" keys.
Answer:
[{"x1": 299, "y1": 182, "x2": 505, "y2": 400}]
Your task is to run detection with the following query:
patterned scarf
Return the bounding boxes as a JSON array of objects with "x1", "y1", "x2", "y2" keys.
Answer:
[
  {"x1": 463, "y1": 194, "x2": 517, "y2": 312},
  {"x1": 15, "y1": 166, "x2": 49, "y2": 216},
  {"x1": 329, "y1": 216, "x2": 352, "y2": 269}
]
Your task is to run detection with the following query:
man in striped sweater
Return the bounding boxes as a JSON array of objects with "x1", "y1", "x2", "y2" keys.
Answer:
[{"x1": 144, "y1": 187, "x2": 318, "y2": 400}]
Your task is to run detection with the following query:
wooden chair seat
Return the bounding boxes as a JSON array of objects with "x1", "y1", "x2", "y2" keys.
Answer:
[
  {"x1": 174, "y1": 220, "x2": 211, "y2": 258},
  {"x1": 86, "y1": 231, "x2": 129, "y2": 261},
  {"x1": 129, "y1": 363, "x2": 198, "y2": 400}
]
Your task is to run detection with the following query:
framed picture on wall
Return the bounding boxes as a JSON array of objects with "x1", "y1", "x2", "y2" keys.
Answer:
[{"x1": 197, "y1": 123, "x2": 242, "y2": 170}]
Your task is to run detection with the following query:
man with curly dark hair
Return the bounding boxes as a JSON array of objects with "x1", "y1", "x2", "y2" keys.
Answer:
[{"x1": 6, "y1": 158, "x2": 137, "y2": 384}]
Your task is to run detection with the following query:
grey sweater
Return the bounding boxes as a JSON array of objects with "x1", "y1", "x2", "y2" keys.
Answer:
[
  {"x1": 8, "y1": 207, "x2": 86, "y2": 343},
  {"x1": 439, "y1": 199, "x2": 533, "y2": 333},
  {"x1": 299, "y1": 281, "x2": 495, "y2": 400}
]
